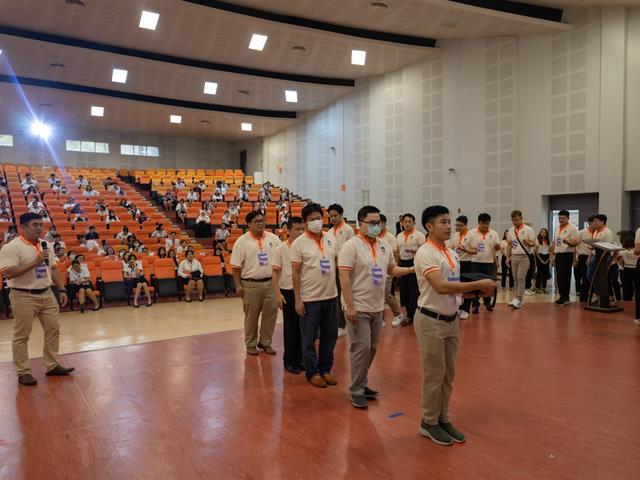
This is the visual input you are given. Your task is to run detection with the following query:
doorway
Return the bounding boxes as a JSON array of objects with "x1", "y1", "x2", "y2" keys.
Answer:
[
  {"x1": 239, "y1": 150, "x2": 247, "y2": 174},
  {"x1": 547, "y1": 193, "x2": 599, "y2": 238}
]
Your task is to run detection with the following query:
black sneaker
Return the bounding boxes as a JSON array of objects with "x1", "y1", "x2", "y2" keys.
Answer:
[
  {"x1": 400, "y1": 317, "x2": 413, "y2": 327},
  {"x1": 471, "y1": 304, "x2": 479, "y2": 314},
  {"x1": 18, "y1": 373, "x2": 37, "y2": 386},
  {"x1": 439, "y1": 422, "x2": 466, "y2": 443},
  {"x1": 560, "y1": 298, "x2": 570, "y2": 306},
  {"x1": 284, "y1": 364, "x2": 303, "y2": 374},
  {"x1": 554, "y1": 298, "x2": 564, "y2": 306},
  {"x1": 363, "y1": 387, "x2": 379, "y2": 399},
  {"x1": 351, "y1": 395, "x2": 368, "y2": 409},
  {"x1": 419, "y1": 420, "x2": 453, "y2": 446},
  {"x1": 485, "y1": 304, "x2": 494, "y2": 312}
]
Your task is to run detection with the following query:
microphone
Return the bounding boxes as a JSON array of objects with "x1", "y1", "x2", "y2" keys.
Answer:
[{"x1": 41, "y1": 241, "x2": 50, "y2": 266}]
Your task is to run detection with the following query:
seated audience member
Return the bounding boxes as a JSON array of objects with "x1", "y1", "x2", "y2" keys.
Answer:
[
  {"x1": 175, "y1": 200, "x2": 188, "y2": 222},
  {"x1": 178, "y1": 250, "x2": 205, "y2": 302},
  {"x1": 123, "y1": 254, "x2": 152, "y2": 307},
  {"x1": 76, "y1": 175, "x2": 89, "y2": 188},
  {"x1": 114, "y1": 185, "x2": 125, "y2": 196},
  {"x1": 187, "y1": 188, "x2": 199, "y2": 204},
  {"x1": 3, "y1": 225, "x2": 18, "y2": 243},
  {"x1": 129, "y1": 239, "x2": 145, "y2": 253},
  {"x1": 167, "y1": 249, "x2": 179, "y2": 271},
  {"x1": 86, "y1": 226, "x2": 100, "y2": 240},
  {"x1": 71, "y1": 212, "x2": 88, "y2": 226},
  {"x1": 106, "y1": 210, "x2": 120, "y2": 225},
  {"x1": 50, "y1": 234, "x2": 66, "y2": 250},
  {"x1": 162, "y1": 190, "x2": 176, "y2": 211},
  {"x1": 165, "y1": 231, "x2": 180, "y2": 250},
  {"x1": 137, "y1": 211, "x2": 149, "y2": 225},
  {"x1": 27, "y1": 198, "x2": 45, "y2": 214},
  {"x1": 228, "y1": 202, "x2": 239, "y2": 218},
  {"x1": 44, "y1": 226, "x2": 58, "y2": 242},
  {"x1": 48, "y1": 173, "x2": 58, "y2": 187},
  {"x1": 215, "y1": 224, "x2": 231, "y2": 242},
  {"x1": 150, "y1": 223, "x2": 168, "y2": 239},
  {"x1": 63, "y1": 197, "x2": 78, "y2": 212},
  {"x1": 116, "y1": 226, "x2": 130, "y2": 242},
  {"x1": 175, "y1": 178, "x2": 186, "y2": 190},
  {"x1": 157, "y1": 246, "x2": 167, "y2": 258},
  {"x1": 68, "y1": 260, "x2": 100, "y2": 312},
  {"x1": 177, "y1": 240, "x2": 188, "y2": 254},
  {"x1": 221, "y1": 210, "x2": 232, "y2": 226},
  {"x1": 103, "y1": 247, "x2": 117, "y2": 260},
  {"x1": 195, "y1": 210, "x2": 211, "y2": 237},
  {"x1": 0, "y1": 212, "x2": 11, "y2": 223},
  {"x1": 84, "y1": 185, "x2": 100, "y2": 197},
  {"x1": 40, "y1": 211, "x2": 52, "y2": 224},
  {"x1": 55, "y1": 246, "x2": 67, "y2": 261},
  {"x1": 0, "y1": 200, "x2": 11, "y2": 215},
  {"x1": 21, "y1": 173, "x2": 38, "y2": 192},
  {"x1": 211, "y1": 188, "x2": 223, "y2": 203}
]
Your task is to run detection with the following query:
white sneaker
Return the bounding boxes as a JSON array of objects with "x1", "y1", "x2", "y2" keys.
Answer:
[
  {"x1": 391, "y1": 314, "x2": 404, "y2": 327},
  {"x1": 338, "y1": 328, "x2": 347, "y2": 338},
  {"x1": 512, "y1": 299, "x2": 524, "y2": 309},
  {"x1": 524, "y1": 289, "x2": 535, "y2": 296},
  {"x1": 634, "y1": 319, "x2": 640, "y2": 326},
  {"x1": 459, "y1": 311, "x2": 469, "y2": 320}
]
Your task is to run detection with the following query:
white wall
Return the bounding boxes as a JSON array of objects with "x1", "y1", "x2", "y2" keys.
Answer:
[
  {"x1": 0, "y1": 126, "x2": 234, "y2": 171},
  {"x1": 254, "y1": 6, "x2": 639, "y2": 233}
]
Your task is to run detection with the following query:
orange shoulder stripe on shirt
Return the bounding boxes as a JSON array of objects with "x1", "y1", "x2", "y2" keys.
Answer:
[
  {"x1": 423, "y1": 266, "x2": 440, "y2": 277},
  {"x1": 338, "y1": 266, "x2": 353, "y2": 270}
]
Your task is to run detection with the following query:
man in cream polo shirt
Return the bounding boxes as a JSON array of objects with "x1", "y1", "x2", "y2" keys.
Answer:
[
  {"x1": 231, "y1": 210, "x2": 281, "y2": 356},
  {"x1": 0, "y1": 213, "x2": 71, "y2": 386},
  {"x1": 328, "y1": 203, "x2": 355, "y2": 338},
  {"x1": 291, "y1": 203, "x2": 339, "y2": 388},
  {"x1": 339, "y1": 206, "x2": 415, "y2": 409},
  {"x1": 414, "y1": 205, "x2": 495, "y2": 446},
  {"x1": 467, "y1": 213, "x2": 501, "y2": 314},
  {"x1": 551, "y1": 210, "x2": 579, "y2": 306},
  {"x1": 379, "y1": 214, "x2": 404, "y2": 326},
  {"x1": 505, "y1": 210, "x2": 536, "y2": 309},
  {"x1": 396, "y1": 213, "x2": 426, "y2": 326}
]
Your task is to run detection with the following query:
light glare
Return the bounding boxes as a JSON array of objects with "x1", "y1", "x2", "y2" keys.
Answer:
[
  {"x1": 112, "y1": 68, "x2": 128, "y2": 83},
  {"x1": 30, "y1": 121, "x2": 52, "y2": 140},
  {"x1": 351, "y1": 50, "x2": 367, "y2": 66},
  {"x1": 170, "y1": 115, "x2": 182, "y2": 124},
  {"x1": 248, "y1": 34, "x2": 268, "y2": 51},
  {"x1": 241, "y1": 122, "x2": 253, "y2": 132},
  {"x1": 91, "y1": 106, "x2": 104, "y2": 117},
  {"x1": 203, "y1": 81, "x2": 218, "y2": 95},
  {"x1": 285, "y1": 90, "x2": 298, "y2": 103},
  {"x1": 139, "y1": 11, "x2": 160, "y2": 30}
]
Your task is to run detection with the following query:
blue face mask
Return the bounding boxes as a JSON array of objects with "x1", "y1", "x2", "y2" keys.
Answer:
[{"x1": 366, "y1": 224, "x2": 381, "y2": 238}]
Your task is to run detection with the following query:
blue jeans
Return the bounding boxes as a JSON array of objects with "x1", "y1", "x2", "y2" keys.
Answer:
[{"x1": 299, "y1": 297, "x2": 338, "y2": 379}]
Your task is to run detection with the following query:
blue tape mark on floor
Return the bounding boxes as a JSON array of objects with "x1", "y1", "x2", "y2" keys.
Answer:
[{"x1": 388, "y1": 412, "x2": 404, "y2": 419}]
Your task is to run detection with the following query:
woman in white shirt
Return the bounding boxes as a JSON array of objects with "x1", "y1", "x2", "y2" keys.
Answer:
[
  {"x1": 211, "y1": 188, "x2": 223, "y2": 203},
  {"x1": 534, "y1": 228, "x2": 551, "y2": 293},
  {"x1": 187, "y1": 189, "x2": 199, "y2": 204},
  {"x1": 106, "y1": 210, "x2": 120, "y2": 225},
  {"x1": 68, "y1": 260, "x2": 100, "y2": 312},
  {"x1": 618, "y1": 235, "x2": 639, "y2": 301},
  {"x1": 178, "y1": 250, "x2": 204, "y2": 302},
  {"x1": 123, "y1": 254, "x2": 152, "y2": 307},
  {"x1": 84, "y1": 185, "x2": 100, "y2": 197}
]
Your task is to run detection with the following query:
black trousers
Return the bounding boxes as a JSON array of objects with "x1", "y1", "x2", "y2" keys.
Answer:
[
  {"x1": 636, "y1": 261, "x2": 640, "y2": 319},
  {"x1": 535, "y1": 254, "x2": 550, "y2": 290},
  {"x1": 459, "y1": 261, "x2": 472, "y2": 312},
  {"x1": 281, "y1": 289, "x2": 303, "y2": 368},
  {"x1": 335, "y1": 270, "x2": 346, "y2": 329},
  {"x1": 525, "y1": 256, "x2": 535, "y2": 289},
  {"x1": 621, "y1": 267, "x2": 637, "y2": 301},
  {"x1": 399, "y1": 259, "x2": 419, "y2": 319},
  {"x1": 470, "y1": 262, "x2": 496, "y2": 307},
  {"x1": 575, "y1": 254, "x2": 588, "y2": 294},
  {"x1": 608, "y1": 264, "x2": 622, "y2": 301},
  {"x1": 501, "y1": 255, "x2": 514, "y2": 288},
  {"x1": 555, "y1": 252, "x2": 573, "y2": 299}
]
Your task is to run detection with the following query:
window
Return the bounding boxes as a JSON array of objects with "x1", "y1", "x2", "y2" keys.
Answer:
[
  {"x1": 0, "y1": 134, "x2": 14, "y2": 147},
  {"x1": 121, "y1": 144, "x2": 160, "y2": 157},
  {"x1": 66, "y1": 140, "x2": 109, "y2": 153}
]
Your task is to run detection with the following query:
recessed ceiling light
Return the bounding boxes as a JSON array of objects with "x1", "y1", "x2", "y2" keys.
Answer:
[
  {"x1": 351, "y1": 50, "x2": 367, "y2": 66},
  {"x1": 203, "y1": 81, "x2": 218, "y2": 95},
  {"x1": 139, "y1": 10, "x2": 159, "y2": 30},
  {"x1": 170, "y1": 115, "x2": 182, "y2": 124},
  {"x1": 91, "y1": 106, "x2": 104, "y2": 117},
  {"x1": 440, "y1": 14, "x2": 463, "y2": 29},
  {"x1": 285, "y1": 90, "x2": 298, "y2": 103},
  {"x1": 248, "y1": 34, "x2": 268, "y2": 51},
  {"x1": 200, "y1": 120, "x2": 210, "y2": 124},
  {"x1": 241, "y1": 123, "x2": 253, "y2": 132},
  {"x1": 65, "y1": 0, "x2": 86, "y2": 6},
  {"x1": 368, "y1": 1, "x2": 390, "y2": 9},
  {"x1": 50, "y1": 62, "x2": 66, "y2": 69},
  {"x1": 291, "y1": 45, "x2": 307, "y2": 52},
  {"x1": 237, "y1": 89, "x2": 250, "y2": 96},
  {"x1": 111, "y1": 68, "x2": 128, "y2": 83}
]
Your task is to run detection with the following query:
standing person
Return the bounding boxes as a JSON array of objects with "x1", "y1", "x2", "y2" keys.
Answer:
[
  {"x1": 534, "y1": 228, "x2": 551, "y2": 293},
  {"x1": 414, "y1": 206, "x2": 496, "y2": 445},
  {"x1": 467, "y1": 213, "x2": 500, "y2": 313},
  {"x1": 551, "y1": 210, "x2": 579, "y2": 305},
  {"x1": 379, "y1": 214, "x2": 404, "y2": 326},
  {"x1": 575, "y1": 216, "x2": 595, "y2": 295},
  {"x1": 395, "y1": 215, "x2": 404, "y2": 235},
  {"x1": 231, "y1": 210, "x2": 281, "y2": 356},
  {"x1": 580, "y1": 214, "x2": 619, "y2": 303},
  {"x1": 339, "y1": 206, "x2": 415, "y2": 408},
  {"x1": 327, "y1": 204, "x2": 355, "y2": 338},
  {"x1": 291, "y1": 203, "x2": 339, "y2": 388},
  {"x1": 505, "y1": 210, "x2": 536, "y2": 309},
  {"x1": 271, "y1": 216, "x2": 305, "y2": 374},
  {"x1": 396, "y1": 213, "x2": 426, "y2": 326},
  {"x1": 634, "y1": 227, "x2": 640, "y2": 326},
  {"x1": 0, "y1": 213, "x2": 72, "y2": 386},
  {"x1": 500, "y1": 230, "x2": 514, "y2": 289},
  {"x1": 619, "y1": 235, "x2": 638, "y2": 302},
  {"x1": 449, "y1": 216, "x2": 473, "y2": 319}
]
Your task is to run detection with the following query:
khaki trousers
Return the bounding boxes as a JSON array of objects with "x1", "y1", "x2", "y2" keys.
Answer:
[
  {"x1": 241, "y1": 280, "x2": 278, "y2": 349},
  {"x1": 414, "y1": 311, "x2": 459, "y2": 425},
  {"x1": 10, "y1": 289, "x2": 61, "y2": 375},
  {"x1": 384, "y1": 277, "x2": 402, "y2": 317},
  {"x1": 511, "y1": 254, "x2": 530, "y2": 302},
  {"x1": 346, "y1": 311, "x2": 384, "y2": 396}
]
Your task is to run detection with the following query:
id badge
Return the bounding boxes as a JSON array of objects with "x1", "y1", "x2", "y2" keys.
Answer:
[
  {"x1": 556, "y1": 237, "x2": 562, "y2": 246},
  {"x1": 258, "y1": 252, "x2": 269, "y2": 266},
  {"x1": 511, "y1": 239, "x2": 518, "y2": 249},
  {"x1": 35, "y1": 263, "x2": 48, "y2": 279},
  {"x1": 477, "y1": 242, "x2": 485, "y2": 253},
  {"x1": 320, "y1": 258, "x2": 331, "y2": 275},
  {"x1": 371, "y1": 266, "x2": 384, "y2": 285}
]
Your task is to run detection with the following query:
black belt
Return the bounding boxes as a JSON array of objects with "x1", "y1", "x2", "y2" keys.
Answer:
[
  {"x1": 418, "y1": 307, "x2": 458, "y2": 323},
  {"x1": 12, "y1": 287, "x2": 50, "y2": 294},
  {"x1": 241, "y1": 278, "x2": 271, "y2": 283}
]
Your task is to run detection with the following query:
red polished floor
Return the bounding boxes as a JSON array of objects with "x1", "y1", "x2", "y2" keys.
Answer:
[{"x1": 0, "y1": 303, "x2": 639, "y2": 480}]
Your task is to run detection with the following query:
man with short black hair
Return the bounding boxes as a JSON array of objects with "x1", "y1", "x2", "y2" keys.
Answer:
[
  {"x1": 580, "y1": 214, "x2": 619, "y2": 303},
  {"x1": 575, "y1": 215, "x2": 595, "y2": 294},
  {"x1": 449, "y1": 215, "x2": 473, "y2": 318},
  {"x1": 395, "y1": 213, "x2": 425, "y2": 326},
  {"x1": 551, "y1": 210, "x2": 579, "y2": 306},
  {"x1": 328, "y1": 203, "x2": 355, "y2": 338},
  {"x1": 505, "y1": 210, "x2": 536, "y2": 309},
  {"x1": 231, "y1": 210, "x2": 281, "y2": 356},
  {"x1": 467, "y1": 213, "x2": 500, "y2": 313},
  {"x1": 0, "y1": 213, "x2": 72, "y2": 386},
  {"x1": 414, "y1": 206, "x2": 495, "y2": 445},
  {"x1": 272, "y1": 216, "x2": 305, "y2": 374},
  {"x1": 291, "y1": 203, "x2": 339, "y2": 388}
]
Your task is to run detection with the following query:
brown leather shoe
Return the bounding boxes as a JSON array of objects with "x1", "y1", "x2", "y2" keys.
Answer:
[
  {"x1": 18, "y1": 373, "x2": 37, "y2": 386},
  {"x1": 246, "y1": 347, "x2": 260, "y2": 356},
  {"x1": 320, "y1": 373, "x2": 338, "y2": 386},
  {"x1": 258, "y1": 344, "x2": 277, "y2": 355},
  {"x1": 45, "y1": 365, "x2": 75, "y2": 376},
  {"x1": 308, "y1": 373, "x2": 327, "y2": 388}
]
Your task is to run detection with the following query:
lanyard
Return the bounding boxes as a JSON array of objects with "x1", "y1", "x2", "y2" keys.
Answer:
[
  {"x1": 357, "y1": 234, "x2": 378, "y2": 265},
  {"x1": 476, "y1": 228, "x2": 488, "y2": 241},
  {"x1": 427, "y1": 239, "x2": 455, "y2": 270},
  {"x1": 305, "y1": 231, "x2": 325, "y2": 257},
  {"x1": 515, "y1": 224, "x2": 524, "y2": 238},
  {"x1": 592, "y1": 228, "x2": 605, "y2": 239},
  {"x1": 403, "y1": 230, "x2": 413, "y2": 245},
  {"x1": 457, "y1": 230, "x2": 468, "y2": 246},
  {"x1": 250, "y1": 232, "x2": 265, "y2": 251},
  {"x1": 333, "y1": 222, "x2": 344, "y2": 236}
]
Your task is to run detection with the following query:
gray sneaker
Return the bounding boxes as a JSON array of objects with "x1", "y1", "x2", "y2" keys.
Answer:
[
  {"x1": 420, "y1": 421, "x2": 453, "y2": 446},
  {"x1": 351, "y1": 395, "x2": 368, "y2": 409},
  {"x1": 439, "y1": 422, "x2": 466, "y2": 443}
]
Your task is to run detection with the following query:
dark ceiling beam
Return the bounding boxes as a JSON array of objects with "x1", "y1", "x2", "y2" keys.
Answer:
[
  {"x1": 0, "y1": 25, "x2": 355, "y2": 87},
  {"x1": 183, "y1": 0, "x2": 437, "y2": 48},
  {"x1": 0, "y1": 74, "x2": 297, "y2": 119},
  {"x1": 451, "y1": 0, "x2": 563, "y2": 23}
]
